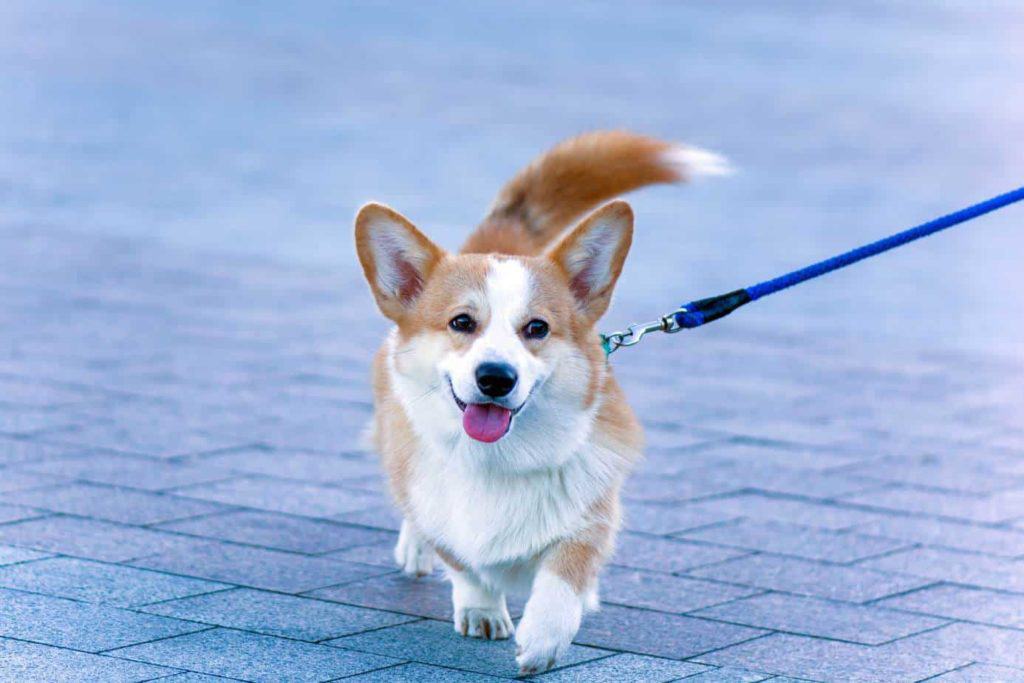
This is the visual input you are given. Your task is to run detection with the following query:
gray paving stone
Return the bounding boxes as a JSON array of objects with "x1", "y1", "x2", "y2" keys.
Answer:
[
  {"x1": 307, "y1": 572, "x2": 461, "y2": 621},
  {"x1": 143, "y1": 587, "x2": 416, "y2": 641},
  {"x1": 328, "y1": 619, "x2": 608, "y2": 679},
  {"x1": 15, "y1": 452, "x2": 234, "y2": 491},
  {"x1": 930, "y1": 663, "x2": 1024, "y2": 681},
  {"x1": 893, "y1": 622, "x2": 1024, "y2": 669},
  {"x1": 0, "y1": 469, "x2": 67, "y2": 493},
  {"x1": 152, "y1": 674, "x2": 239, "y2": 683},
  {"x1": 176, "y1": 476, "x2": 383, "y2": 518},
  {"x1": 327, "y1": 541, "x2": 396, "y2": 567},
  {"x1": 528, "y1": 653, "x2": 707, "y2": 682},
  {"x1": 111, "y1": 627, "x2": 399, "y2": 682},
  {"x1": 195, "y1": 447, "x2": 381, "y2": 485},
  {"x1": 157, "y1": 509, "x2": 394, "y2": 554},
  {"x1": 333, "y1": 505, "x2": 404, "y2": 532},
  {"x1": 0, "y1": 544, "x2": 50, "y2": 566},
  {"x1": 341, "y1": 662, "x2": 504, "y2": 681},
  {"x1": 573, "y1": 604, "x2": 766, "y2": 659},
  {"x1": 0, "y1": 516, "x2": 205, "y2": 562},
  {"x1": 0, "y1": 503, "x2": 45, "y2": 524},
  {"x1": 841, "y1": 486, "x2": 1017, "y2": 523},
  {"x1": 676, "y1": 520, "x2": 908, "y2": 563},
  {"x1": 877, "y1": 584, "x2": 1024, "y2": 628},
  {"x1": 0, "y1": 437, "x2": 79, "y2": 467},
  {"x1": 622, "y1": 502, "x2": 738, "y2": 535},
  {"x1": 0, "y1": 637, "x2": 173, "y2": 683},
  {"x1": 0, "y1": 586, "x2": 206, "y2": 652},
  {"x1": 854, "y1": 515, "x2": 1024, "y2": 557},
  {"x1": 50, "y1": 423, "x2": 252, "y2": 459},
  {"x1": 600, "y1": 566, "x2": 761, "y2": 614},
  {"x1": 130, "y1": 540, "x2": 387, "y2": 593},
  {"x1": 683, "y1": 493, "x2": 886, "y2": 531},
  {"x1": 688, "y1": 553, "x2": 931, "y2": 603},
  {"x1": 857, "y1": 546, "x2": 1024, "y2": 592},
  {"x1": 3, "y1": 482, "x2": 228, "y2": 525},
  {"x1": 610, "y1": 533, "x2": 750, "y2": 573},
  {"x1": 693, "y1": 592, "x2": 947, "y2": 645},
  {"x1": 0, "y1": 556, "x2": 228, "y2": 607},
  {"x1": 695, "y1": 632, "x2": 969, "y2": 682},
  {"x1": 844, "y1": 458, "x2": 1024, "y2": 494},
  {"x1": 678, "y1": 667, "x2": 773, "y2": 682}
]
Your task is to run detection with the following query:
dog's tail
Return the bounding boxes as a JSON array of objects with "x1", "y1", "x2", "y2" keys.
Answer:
[{"x1": 462, "y1": 130, "x2": 729, "y2": 254}]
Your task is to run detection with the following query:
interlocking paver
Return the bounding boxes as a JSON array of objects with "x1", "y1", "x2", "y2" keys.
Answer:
[
  {"x1": 695, "y1": 632, "x2": 969, "y2": 682},
  {"x1": 142, "y1": 587, "x2": 416, "y2": 641},
  {"x1": 130, "y1": 540, "x2": 388, "y2": 593},
  {"x1": 2, "y1": 482, "x2": 228, "y2": 525},
  {"x1": 930, "y1": 663, "x2": 1024, "y2": 681},
  {"x1": 49, "y1": 422, "x2": 252, "y2": 459},
  {"x1": 692, "y1": 591, "x2": 947, "y2": 645},
  {"x1": 877, "y1": 584, "x2": 1024, "y2": 629},
  {"x1": 328, "y1": 620, "x2": 609, "y2": 679},
  {"x1": 677, "y1": 667, "x2": 773, "y2": 682},
  {"x1": 175, "y1": 476, "x2": 383, "y2": 518},
  {"x1": 0, "y1": 586, "x2": 207, "y2": 652},
  {"x1": 892, "y1": 622, "x2": 1024, "y2": 669},
  {"x1": 622, "y1": 502, "x2": 738, "y2": 535},
  {"x1": 14, "y1": 451, "x2": 234, "y2": 491},
  {"x1": 600, "y1": 566, "x2": 761, "y2": 614},
  {"x1": 682, "y1": 493, "x2": 885, "y2": 531},
  {"x1": 0, "y1": 503, "x2": 44, "y2": 524},
  {"x1": 529, "y1": 653, "x2": 707, "y2": 682},
  {"x1": 572, "y1": 604, "x2": 766, "y2": 660},
  {"x1": 195, "y1": 447, "x2": 381, "y2": 485},
  {"x1": 676, "y1": 520, "x2": 908, "y2": 563},
  {"x1": 0, "y1": 469, "x2": 67, "y2": 493},
  {"x1": 853, "y1": 515, "x2": 1024, "y2": 557},
  {"x1": 0, "y1": 637, "x2": 173, "y2": 683},
  {"x1": 857, "y1": 546, "x2": 1024, "y2": 592},
  {"x1": 111, "y1": 627, "x2": 399, "y2": 682},
  {"x1": 841, "y1": 485, "x2": 1016, "y2": 523},
  {"x1": 342, "y1": 662, "x2": 504, "y2": 681},
  {"x1": 0, "y1": 556, "x2": 228, "y2": 606},
  {"x1": 687, "y1": 553, "x2": 931, "y2": 603},
  {"x1": 610, "y1": 532, "x2": 750, "y2": 573},
  {"x1": 0, "y1": 516, "x2": 205, "y2": 562},
  {"x1": 307, "y1": 572, "x2": 463, "y2": 621},
  {"x1": 157, "y1": 509, "x2": 394, "y2": 554},
  {"x1": 0, "y1": 544, "x2": 50, "y2": 566}
]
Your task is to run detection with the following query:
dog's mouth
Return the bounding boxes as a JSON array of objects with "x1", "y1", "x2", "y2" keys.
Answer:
[{"x1": 448, "y1": 378, "x2": 524, "y2": 444}]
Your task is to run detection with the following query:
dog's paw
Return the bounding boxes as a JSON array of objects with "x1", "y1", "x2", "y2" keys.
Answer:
[
  {"x1": 454, "y1": 606, "x2": 514, "y2": 640},
  {"x1": 514, "y1": 611, "x2": 573, "y2": 675},
  {"x1": 394, "y1": 521, "x2": 434, "y2": 577}
]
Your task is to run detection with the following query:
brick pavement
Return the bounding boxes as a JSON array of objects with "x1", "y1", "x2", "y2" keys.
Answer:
[{"x1": 0, "y1": 224, "x2": 1022, "y2": 681}]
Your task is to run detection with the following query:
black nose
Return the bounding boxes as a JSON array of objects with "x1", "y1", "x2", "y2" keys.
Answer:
[{"x1": 475, "y1": 362, "x2": 518, "y2": 398}]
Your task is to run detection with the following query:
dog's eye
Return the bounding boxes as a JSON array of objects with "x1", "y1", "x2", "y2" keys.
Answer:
[
  {"x1": 449, "y1": 314, "x2": 477, "y2": 333},
  {"x1": 523, "y1": 319, "x2": 549, "y2": 340}
]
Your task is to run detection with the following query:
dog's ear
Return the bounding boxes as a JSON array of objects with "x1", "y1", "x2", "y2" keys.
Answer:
[
  {"x1": 355, "y1": 203, "x2": 445, "y2": 322},
  {"x1": 547, "y1": 200, "x2": 633, "y2": 321}
]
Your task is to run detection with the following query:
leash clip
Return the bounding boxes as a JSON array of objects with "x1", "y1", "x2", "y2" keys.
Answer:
[{"x1": 601, "y1": 308, "x2": 688, "y2": 356}]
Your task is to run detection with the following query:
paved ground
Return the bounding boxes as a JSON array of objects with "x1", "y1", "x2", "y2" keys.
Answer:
[{"x1": 2, "y1": 1, "x2": 1024, "y2": 682}]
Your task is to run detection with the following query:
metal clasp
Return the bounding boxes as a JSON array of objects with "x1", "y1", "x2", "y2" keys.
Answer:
[{"x1": 600, "y1": 307, "x2": 688, "y2": 356}]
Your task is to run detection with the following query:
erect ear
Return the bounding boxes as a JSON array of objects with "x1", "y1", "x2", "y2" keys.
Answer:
[
  {"x1": 546, "y1": 200, "x2": 634, "y2": 320},
  {"x1": 354, "y1": 203, "x2": 445, "y2": 321}
]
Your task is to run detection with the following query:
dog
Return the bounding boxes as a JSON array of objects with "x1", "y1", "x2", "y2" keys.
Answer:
[{"x1": 354, "y1": 131, "x2": 727, "y2": 673}]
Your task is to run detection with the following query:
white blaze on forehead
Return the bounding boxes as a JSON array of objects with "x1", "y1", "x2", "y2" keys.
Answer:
[{"x1": 484, "y1": 257, "x2": 532, "y2": 334}]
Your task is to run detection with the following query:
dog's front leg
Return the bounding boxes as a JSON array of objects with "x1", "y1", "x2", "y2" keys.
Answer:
[
  {"x1": 448, "y1": 567, "x2": 513, "y2": 640},
  {"x1": 394, "y1": 519, "x2": 435, "y2": 577},
  {"x1": 515, "y1": 535, "x2": 606, "y2": 674}
]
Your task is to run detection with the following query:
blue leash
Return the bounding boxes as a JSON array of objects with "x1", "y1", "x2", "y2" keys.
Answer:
[{"x1": 601, "y1": 185, "x2": 1024, "y2": 355}]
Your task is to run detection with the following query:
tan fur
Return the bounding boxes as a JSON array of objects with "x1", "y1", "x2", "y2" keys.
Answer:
[
  {"x1": 547, "y1": 490, "x2": 621, "y2": 593},
  {"x1": 473, "y1": 130, "x2": 680, "y2": 252}
]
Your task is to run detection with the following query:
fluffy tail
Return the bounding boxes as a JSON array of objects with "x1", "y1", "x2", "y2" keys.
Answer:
[{"x1": 462, "y1": 131, "x2": 729, "y2": 254}]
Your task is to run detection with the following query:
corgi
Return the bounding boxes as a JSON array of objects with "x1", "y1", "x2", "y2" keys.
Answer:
[{"x1": 354, "y1": 131, "x2": 728, "y2": 674}]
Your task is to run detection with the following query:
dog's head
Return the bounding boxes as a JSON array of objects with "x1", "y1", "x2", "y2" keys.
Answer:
[{"x1": 355, "y1": 201, "x2": 632, "y2": 467}]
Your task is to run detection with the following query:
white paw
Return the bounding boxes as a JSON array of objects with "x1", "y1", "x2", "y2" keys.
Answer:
[
  {"x1": 454, "y1": 606, "x2": 514, "y2": 640},
  {"x1": 514, "y1": 609, "x2": 576, "y2": 675},
  {"x1": 394, "y1": 521, "x2": 434, "y2": 577}
]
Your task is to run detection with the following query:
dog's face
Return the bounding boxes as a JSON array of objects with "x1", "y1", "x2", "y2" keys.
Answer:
[{"x1": 355, "y1": 202, "x2": 632, "y2": 466}]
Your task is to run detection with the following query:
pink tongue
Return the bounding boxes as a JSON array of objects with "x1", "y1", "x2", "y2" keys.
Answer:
[{"x1": 462, "y1": 403, "x2": 513, "y2": 443}]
